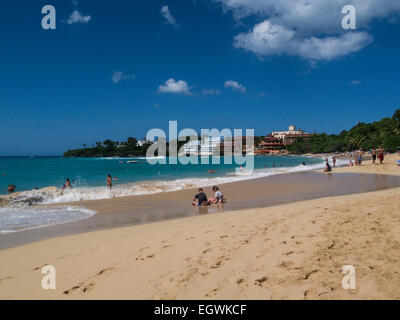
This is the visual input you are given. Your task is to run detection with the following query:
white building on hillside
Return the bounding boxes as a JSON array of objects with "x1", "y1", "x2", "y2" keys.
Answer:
[
  {"x1": 271, "y1": 125, "x2": 307, "y2": 140},
  {"x1": 200, "y1": 137, "x2": 223, "y2": 155},
  {"x1": 136, "y1": 139, "x2": 150, "y2": 147},
  {"x1": 183, "y1": 140, "x2": 201, "y2": 155}
]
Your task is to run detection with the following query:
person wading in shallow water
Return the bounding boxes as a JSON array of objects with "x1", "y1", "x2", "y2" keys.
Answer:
[
  {"x1": 7, "y1": 184, "x2": 16, "y2": 193},
  {"x1": 62, "y1": 178, "x2": 72, "y2": 190},
  {"x1": 106, "y1": 174, "x2": 113, "y2": 189}
]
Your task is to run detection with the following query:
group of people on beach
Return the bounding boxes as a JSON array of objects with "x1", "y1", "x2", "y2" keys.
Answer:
[
  {"x1": 60, "y1": 174, "x2": 118, "y2": 191},
  {"x1": 371, "y1": 147, "x2": 385, "y2": 165},
  {"x1": 192, "y1": 186, "x2": 224, "y2": 207},
  {"x1": 346, "y1": 147, "x2": 385, "y2": 167}
]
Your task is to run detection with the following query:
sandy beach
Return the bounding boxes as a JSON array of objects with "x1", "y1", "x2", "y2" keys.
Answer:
[{"x1": 0, "y1": 153, "x2": 399, "y2": 300}]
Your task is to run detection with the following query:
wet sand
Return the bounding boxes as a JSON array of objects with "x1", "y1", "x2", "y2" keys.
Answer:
[{"x1": 1, "y1": 171, "x2": 400, "y2": 250}]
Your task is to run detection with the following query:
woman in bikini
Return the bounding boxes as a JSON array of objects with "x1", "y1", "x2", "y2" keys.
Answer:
[{"x1": 106, "y1": 174, "x2": 112, "y2": 189}]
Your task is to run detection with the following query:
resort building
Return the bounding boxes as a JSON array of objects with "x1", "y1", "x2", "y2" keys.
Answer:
[
  {"x1": 182, "y1": 140, "x2": 201, "y2": 155},
  {"x1": 136, "y1": 139, "x2": 150, "y2": 147},
  {"x1": 271, "y1": 125, "x2": 310, "y2": 141},
  {"x1": 181, "y1": 136, "x2": 255, "y2": 156},
  {"x1": 200, "y1": 137, "x2": 224, "y2": 156},
  {"x1": 257, "y1": 135, "x2": 285, "y2": 155}
]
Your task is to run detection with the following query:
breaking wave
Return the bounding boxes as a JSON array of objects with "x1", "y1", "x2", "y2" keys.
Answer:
[{"x1": 1, "y1": 158, "x2": 344, "y2": 206}]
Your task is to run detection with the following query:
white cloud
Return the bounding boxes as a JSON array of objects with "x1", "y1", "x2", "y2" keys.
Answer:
[
  {"x1": 66, "y1": 10, "x2": 91, "y2": 25},
  {"x1": 112, "y1": 71, "x2": 135, "y2": 84},
  {"x1": 298, "y1": 32, "x2": 372, "y2": 60},
  {"x1": 158, "y1": 78, "x2": 190, "y2": 94},
  {"x1": 234, "y1": 20, "x2": 372, "y2": 60},
  {"x1": 161, "y1": 6, "x2": 178, "y2": 26},
  {"x1": 215, "y1": 0, "x2": 400, "y2": 60},
  {"x1": 215, "y1": 0, "x2": 400, "y2": 34},
  {"x1": 224, "y1": 80, "x2": 246, "y2": 93},
  {"x1": 349, "y1": 80, "x2": 361, "y2": 85}
]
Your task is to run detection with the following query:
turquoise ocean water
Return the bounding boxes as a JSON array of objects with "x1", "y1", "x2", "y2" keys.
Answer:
[
  {"x1": 0, "y1": 155, "x2": 324, "y2": 195},
  {"x1": 0, "y1": 155, "x2": 327, "y2": 233}
]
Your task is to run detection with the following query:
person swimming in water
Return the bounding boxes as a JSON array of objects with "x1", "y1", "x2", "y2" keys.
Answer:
[
  {"x1": 7, "y1": 184, "x2": 16, "y2": 193},
  {"x1": 62, "y1": 178, "x2": 72, "y2": 190}
]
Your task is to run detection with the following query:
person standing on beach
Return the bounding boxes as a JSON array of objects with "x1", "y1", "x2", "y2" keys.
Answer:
[
  {"x1": 357, "y1": 149, "x2": 364, "y2": 166},
  {"x1": 106, "y1": 174, "x2": 112, "y2": 189},
  {"x1": 332, "y1": 156, "x2": 336, "y2": 168},
  {"x1": 371, "y1": 148, "x2": 377, "y2": 164},
  {"x1": 378, "y1": 147, "x2": 385, "y2": 164}
]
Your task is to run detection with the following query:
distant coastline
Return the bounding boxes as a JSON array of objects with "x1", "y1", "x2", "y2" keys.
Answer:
[{"x1": 63, "y1": 109, "x2": 400, "y2": 158}]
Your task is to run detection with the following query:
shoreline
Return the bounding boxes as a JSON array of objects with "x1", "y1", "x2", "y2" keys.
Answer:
[
  {"x1": 0, "y1": 154, "x2": 397, "y2": 250},
  {"x1": 1, "y1": 169, "x2": 400, "y2": 250},
  {"x1": 0, "y1": 154, "x2": 399, "y2": 299},
  {"x1": 0, "y1": 154, "x2": 322, "y2": 200}
]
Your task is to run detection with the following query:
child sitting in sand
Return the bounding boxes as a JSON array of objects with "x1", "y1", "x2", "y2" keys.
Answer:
[
  {"x1": 192, "y1": 188, "x2": 208, "y2": 206},
  {"x1": 324, "y1": 162, "x2": 332, "y2": 173},
  {"x1": 207, "y1": 186, "x2": 224, "y2": 204},
  {"x1": 347, "y1": 160, "x2": 354, "y2": 167}
]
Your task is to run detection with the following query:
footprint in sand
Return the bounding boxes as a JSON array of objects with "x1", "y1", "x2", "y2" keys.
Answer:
[
  {"x1": 254, "y1": 276, "x2": 268, "y2": 286},
  {"x1": 301, "y1": 269, "x2": 319, "y2": 280},
  {"x1": 205, "y1": 288, "x2": 219, "y2": 297},
  {"x1": 278, "y1": 261, "x2": 294, "y2": 269},
  {"x1": 32, "y1": 264, "x2": 48, "y2": 271},
  {"x1": 63, "y1": 266, "x2": 115, "y2": 295},
  {"x1": 135, "y1": 253, "x2": 155, "y2": 261},
  {"x1": 0, "y1": 276, "x2": 16, "y2": 282}
]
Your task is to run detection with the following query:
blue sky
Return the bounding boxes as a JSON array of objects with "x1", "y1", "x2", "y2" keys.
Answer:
[{"x1": 0, "y1": 0, "x2": 399, "y2": 156}]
